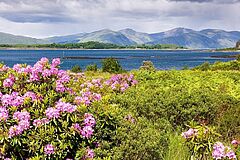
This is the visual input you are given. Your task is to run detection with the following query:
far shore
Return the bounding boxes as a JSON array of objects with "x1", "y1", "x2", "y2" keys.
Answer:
[
  {"x1": 0, "y1": 47, "x2": 240, "y2": 53},
  {"x1": 0, "y1": 47, "x2": 190, "y2": 51}
]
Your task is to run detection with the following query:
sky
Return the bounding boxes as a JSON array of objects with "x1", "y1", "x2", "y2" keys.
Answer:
[{"x1": 0, "y1": 0, "x2": 239, "y2": 38}]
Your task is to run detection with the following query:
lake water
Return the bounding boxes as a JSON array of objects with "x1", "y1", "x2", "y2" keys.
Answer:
[{"x1": 0, "y1": 49, "x2": 238, "y2": 70}]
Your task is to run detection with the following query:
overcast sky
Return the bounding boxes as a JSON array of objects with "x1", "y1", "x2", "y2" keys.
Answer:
[{"x1": 0, "y1": 0, "x2": 239, "y2": 38}]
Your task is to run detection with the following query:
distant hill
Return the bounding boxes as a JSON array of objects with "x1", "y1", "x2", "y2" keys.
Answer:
[
  {"x1": 46, "y1": 28, "x2": 240, "y2": 49},
  {"x1": 1, "y1": 28, "x2": 240, "y2": 48},
  {"x1": 0, "y1": 32, "x2": 49, "y2": 44}
]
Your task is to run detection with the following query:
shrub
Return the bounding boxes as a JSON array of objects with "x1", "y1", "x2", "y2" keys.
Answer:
[
  {"x1": 139, "y1": 61, "x2": 156, "y2": 71},
  {"x1": 86, "y1": 64, "x2": 98, "y2": 72},
  {"x1": 0, "y1": 58, "x2": 139, "y2": 159},
  {"x1": 71, "y1": 64, "x2": 82, "y2": 73},
  {"x1": 111, "y1": 70, "x2": 240, "y2": 140},
  {"x1": 101, "y1": 58, "x2": 122, "y2": 73}
]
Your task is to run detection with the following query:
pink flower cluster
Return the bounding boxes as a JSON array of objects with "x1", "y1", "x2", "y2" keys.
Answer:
[
  {"x1": 3, "y1": 74, "x2": 15, "y2": 88},
  {"x1": 0, "y1": 65, "x2": 9, "y2": 72},
  {"x1": 3, "y1": 58, "x2": 72, "y2": 94},
  {"x1": 75, "y1": 91, "x2": 101, "y2": 106},
  {"x1": 33, "y1": 118, "x2": 49, "y2": 127},
  {"x1": 0, "y1": 106, "x2": 8, "y2": 121},
  {"x1": 83, "y1": 148, "x2": 95, "y2": 160},
  {"x1": 8, "y1": 111, "x2": 30, "y2": 138},
  {"x1": 72, "y1": 113, "x2": 96, "y2": 139},
  {"x1": 181, "y1": 128, "x2": 198, "y2": 139},
  {"x1": 80, "y1": 78, "x2": 103, "y2": 89},
  {"x1": 46, "y1": 99, "x2": 77, "y2": 119},
  {"x1": 1, "y1": 91, "x2": 39, "y2": 107},
  {"x1": 44, "y1": 144, "x2": 55, "y2": 155},
  {"x1": 212, "y1": 142, "x2": 236, "y2": 159},
  {"x1": 104, "y1": 74, "x2": 138, "y2": 92},
  {"x1": 56, "y1": 70, "x2": 71, "y2": 93}
]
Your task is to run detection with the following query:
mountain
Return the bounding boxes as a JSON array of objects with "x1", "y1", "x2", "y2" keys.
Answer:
[
  {"x1": 45, "y1": 33, "x2": 86, "y2": 44},
  {"x1": 46, "y1": 28, "x2": 240, "y2": 49},
  {"x1": 1, "y1": 28, "x2": 240, "y2": 48},
  {"x1": 0, "y1": 32, "x2": 49, "y2": 44},
  {"x1": 78, "y1": 29, "x2": 136, "y2": 45},
  {"x1": 119, "y1": 28, "x2": 153, "y2": 44},
  {"x1": 200, "y1": 29, "x2": 240, "y2": 48},
  {"x1": 149, "y1": 28, "x2": 222, "y2": 48}
]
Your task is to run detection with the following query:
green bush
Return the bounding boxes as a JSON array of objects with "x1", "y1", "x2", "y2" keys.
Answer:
[
  {"x1": 139, "y1": 61, "x2": 156, "y2": 71},
  {"x1": 71, "y1": 64, "x2": 82, "y2": 73},
  {"x1": 101, "y1": 58, "x2": 122, "y2": 73},
  {"x1": 111, "y1": 70, "x2": 240, "y2": 140},
  {"x1": 86, "y1": 64, "x2": 98, "y2": 72}
]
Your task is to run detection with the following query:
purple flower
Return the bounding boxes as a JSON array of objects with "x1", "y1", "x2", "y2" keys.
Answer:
[
  {"x1": 0, "y1": 106, "x2": 8, "y2": 121},
  {"x1": 93, "y1": 93, "x2": 101, "y2": 101},
  {"x1": 225, "y1": 149, "x2": 236, "y2": 159},
  {"x1": 55, "y1": 100, "x2": 77, "y2": 113},
  {"x1": 46, "y1": 107, "x2": 60, "y2": 119},
  {"x1": 24, "y1": 91, "x2": 37, "y2": 102},
  {"x1": 84, "y1": 148, "x2": 94, "y2": 159},
  {"x1": 83, "y1": 113, "x2": 96, "y2": 127},
  {"x1": 81, "y1": 126, "x2": 94, "y2": 139},
  {"x1": 181, "y1": 128, "x2": 198, "y2": 139},
  {"x1": 231, "y1": 139, "x2": 239, "y2": 145},
  {"x1": 13, "y1": 111, "x2": 30, "y2": 121},
  {"x1": 29, "y1": 72, "x2": 40, "y2": 82},
  {"x1": 51, "y1": 58, "x2": 61, "y2": 67},
  {"x1": 1, "y1": 94, "x2": 13, "y2": 106},
  {"x1": 56, "y1": 81, "x2": 66, "y2": 93},
  {"x1": 18, "y1": 120, "x2": 30, "y2": 130},
  {"x1": 44, "y1": 144, "x2": 55, "y2": 155},
  {"x1": 41, "y1": 118, "x2": 50, "y2": 124},
  {"x1": 3, "y1": 78, "x2": 14, "y2": 88},
  {"x1": 33, "y1": 119, "x2": 42, "y2": 127},
  {"x1": 8, "y1": 125, "x2": 23, "y2": 138},
  {"x1": 72, "y1": 123, "x2": 81, "y2": 132},
  {"x1": 42, "y1": 69, "x2": 52, "y2": 77}
]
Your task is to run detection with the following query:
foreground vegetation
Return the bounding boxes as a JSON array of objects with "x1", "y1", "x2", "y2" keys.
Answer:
[
  {"x1": 0, "y1": 41, "x2": 184, "y2": 50},
  {"x1": 0, "y1": 58, "x2": 239, "y2": 159}
]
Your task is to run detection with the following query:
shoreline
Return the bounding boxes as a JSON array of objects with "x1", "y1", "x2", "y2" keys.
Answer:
[{"x1": 0, "y1": 47, "x2": 190, "y2": 51}]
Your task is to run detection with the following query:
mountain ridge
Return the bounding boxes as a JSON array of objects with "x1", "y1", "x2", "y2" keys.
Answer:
[{"x1": 0, "y1": 28, "x2": 240, "y2": 49}]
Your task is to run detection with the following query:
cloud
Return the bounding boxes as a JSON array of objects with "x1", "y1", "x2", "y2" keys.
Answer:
[
  {"x1": 168, "y1": 0, "x2": 240, "y2": 3},
  {"x1": 0, "y1": 0, "x2": 239, "y2": 37}
]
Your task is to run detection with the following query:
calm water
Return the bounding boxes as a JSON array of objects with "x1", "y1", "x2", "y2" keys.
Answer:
[{"x1": 0, "y1": 49, "x2": 238, "y2": 70}]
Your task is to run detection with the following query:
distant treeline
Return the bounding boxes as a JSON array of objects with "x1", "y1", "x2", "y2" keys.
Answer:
[
  {"x1": 0, "y1": 41, "x2": 184, "y2": 49},
  {"x1": 215, "y1": 47, "x2": 240, "y2": 51}
]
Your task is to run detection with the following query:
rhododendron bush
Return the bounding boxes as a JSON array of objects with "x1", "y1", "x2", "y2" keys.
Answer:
[{"x1": 0, "y1": 58, "x2": 138, "y2": 159}]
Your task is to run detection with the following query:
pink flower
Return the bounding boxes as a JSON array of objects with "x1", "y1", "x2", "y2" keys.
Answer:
[
  {"x1": 44, "y1": 144, "x2": 55, "y2": 155},
  {"x1": 83, "y1": 113, "x2": 96, "y2": 127},
  {"x1": 1, "y1": 94, "x2": 13, "y2": 106},
  {"x1": 8, "y1": 125, "x2": 23, "y2": 138},
  {"x1": 13, "y1": 111, "x2": 30, "y2": 121},
  {"x1": 81, "y1": 126, "x2": 94, "y2": 138},
  {"x1": 72, "y1": 123, "x2": 81, "y2": 132},
  {"x1": 83, "y1": 148, "x2": 94, "y2": 159},
  {"x1": 51, "y1": 58, "x2": 61, "y2": 67},
  {"x1": 181, "y1": 128, "x2": 198, "y2": 139},
  {"x1": 24, "y1": 91, "x2": 37, "y2": 102},
  {"x1": 231, "y1": 140, "x2": 239, "y2": 145},
  {"x1": 33, "y1": 119, "x2": 42, "y2": 127},
  {"x1": 56, "y1": 81, "x2": 66, "y2": 93},
  {"x1": 55, "y1": 100, "x2": 76, "y2": 113},
  {"x1": 18, "y1": 120, "x2": 30, "y2": 130},
  {"x1": 3, "y1": 78, "x2": 14, "y2": 88},
  {"x1": 46, "y1": 107, "x2": 60, "y2": 119},
  {"x1": 42, "y1": 69, "x2": 52, "y2": 77},
  {"x1": 0, "y1": 106, "x2": 8, "y2": 121}
]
